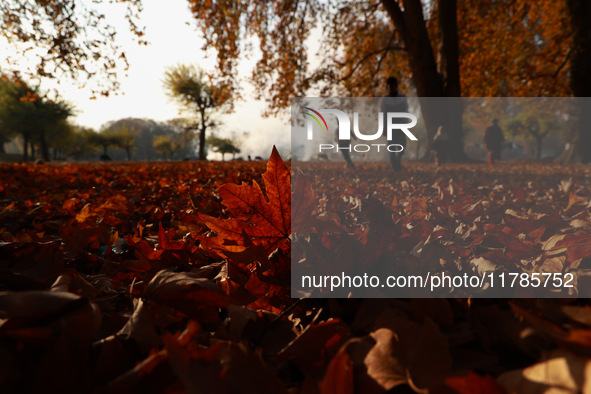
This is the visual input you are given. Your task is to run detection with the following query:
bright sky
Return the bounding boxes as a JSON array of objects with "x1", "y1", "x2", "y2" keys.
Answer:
[{"x1": 16, "y1": 0, "x2": 291, "y2": 159}]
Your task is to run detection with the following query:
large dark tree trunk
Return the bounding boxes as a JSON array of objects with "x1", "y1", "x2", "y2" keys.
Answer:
[
  {"x1": 381, "y1": 0, "x2": 468, "y2": 161},
  {"x1": 437, "y1": 0, "x2": 465, "y2": 162},
  {"x1": 557, "y1": 0, "x2": 591, "y2": 163}
]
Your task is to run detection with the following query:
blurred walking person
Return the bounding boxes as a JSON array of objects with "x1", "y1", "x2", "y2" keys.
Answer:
[
  {"x1": 432, "y1": 126, "x2": 449, "y2": 166},
  {"x1": 484, "y1": 119, "x2": 504, "y2": 165}
]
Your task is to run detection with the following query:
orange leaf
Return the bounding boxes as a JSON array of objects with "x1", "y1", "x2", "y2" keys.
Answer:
[
  {"x1": 319, "y1": 349, "x2": 354, "y2": 394},
  {"x1": 198, "y1": 146, "x2": 290, "y2": 253}
]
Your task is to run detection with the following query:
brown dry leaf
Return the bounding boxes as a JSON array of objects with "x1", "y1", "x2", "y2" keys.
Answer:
[
  {"x1": 498, "y1": 350, "x2": 591, "y2": 393},
  {"x1": 371, "y1": 308, "x2": 452, "y2": 391},
  {"x1": 117, "y1": 299, "x2": 164, "y2": 353},
  {"x1": 279, "y1": 319, "x2": 352, "y2": 380},
  {"x1": 561, "y1": 305, "x2": 591, "y2": 327},
  {"x1": 567, "y1": 242, "x2": 591, "y2": 263},
  {"x1": 165, "y1": 335, "x2": 286, "y2": 394},
  {"x1": 537, "y1": 256, "x2": 565, "y2": 273},
  {"x1": 0, "y1": 291, "x2": 102, "y2": 391},
  {"x1": 542, "y1": 234, "x2": 568, "y2": 252},
  {"x1": 364, "y1": 328, "x2": 407, "y2": 391},
  {"x1": 144, "y1": 269, "x2": 229, "y2": 310},
  {"x1": 569, "y1": 219, "x2": 589, "y2": 228},
  {"x1": 471, "y1": 257, "x2": 501, "y2": 276}
]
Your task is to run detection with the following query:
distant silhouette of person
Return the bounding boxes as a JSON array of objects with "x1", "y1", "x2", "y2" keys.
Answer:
[
  {"x1": 484, "y1": 119, "x2": 504, "y2": 165},
  {"x1": 381, "y1": 76, "x2": 409, "y2": 172},
  {"x1": 432, "y1": 126, "x2": 449, "y2": 166}
]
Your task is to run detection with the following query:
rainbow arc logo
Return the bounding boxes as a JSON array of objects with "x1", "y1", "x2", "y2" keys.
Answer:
[{"x1": 302, "y1": 107, "x2": 328, "y2": 133}]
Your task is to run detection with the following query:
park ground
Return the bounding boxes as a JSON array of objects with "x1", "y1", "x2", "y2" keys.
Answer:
[{"x1": 2, "y1": 157, "x2": 591, "y2": 392}]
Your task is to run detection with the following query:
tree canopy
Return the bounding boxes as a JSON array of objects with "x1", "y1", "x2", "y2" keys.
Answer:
[
  {"x1": 0, "y1": 76, "x2": 73, "y2": 161},
  {"x1": 3, "y1": 0, "x2": 591, "y2": 162},
  {"x1": 207, "y1": 134, "x2": 241, "y2": 161},
  {"x1": 163, "y1": 64, "x2": 230, "y2": 160},
  {"x1": 0, "y1": 0, "x2": 145, "y2": 97},
  {"x1": 186, "y1": 0, "x2": 578, "y2": 160}
]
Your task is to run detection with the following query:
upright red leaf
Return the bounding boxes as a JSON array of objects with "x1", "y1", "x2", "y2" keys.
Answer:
[{"x1": 198, "y1": 146, "x2": 290, "y2": 253}]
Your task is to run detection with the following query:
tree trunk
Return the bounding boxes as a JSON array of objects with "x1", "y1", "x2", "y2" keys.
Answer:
[
  {"x1": 536, "y1": 136, "x2": 542, "y2": 160},
  {"x1": 557, "y1": 0, "x2": 591, "y2": 163},
  {"x1": 437, "y1": 0, "x2": 466, "y2": 162},
  {"x1": 198, "y1": 127, "x2": 206, "y2": 160},
  {"x1": 23, "y1": 135, "x2": 29, "y2": 162},
  {"x1": 381, "y1": 0, "x2": 468, "y2": 161},
  {"x1": 39, "y1": 130, "x2": 50, "y2": 161},
  {"x1": 196, "y1": 108, "x2": 208, "y2": 160}
]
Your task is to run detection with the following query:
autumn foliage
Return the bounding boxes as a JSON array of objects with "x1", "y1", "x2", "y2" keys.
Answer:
[{"x1": 3, "y1": 150, "x2": 591, "y2": 392}]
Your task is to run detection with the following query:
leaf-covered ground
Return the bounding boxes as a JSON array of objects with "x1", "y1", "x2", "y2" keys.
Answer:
[
  {"x1": 2, "y1": 152, "x2": 591, "y2": 393},
  {"x1": 293, "y1": 160, "x2": 591, "y2": 298}
]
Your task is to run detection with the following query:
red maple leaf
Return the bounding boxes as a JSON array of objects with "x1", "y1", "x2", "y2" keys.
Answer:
[{"x1": 198, "y1": 146, "x2": 290, "y2": 254}]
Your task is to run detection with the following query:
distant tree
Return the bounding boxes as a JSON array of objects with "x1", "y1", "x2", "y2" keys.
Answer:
[
  {"x1": 0, "y1": 76, "x2": 73, "y2": 161},
  {"x1": 153, "y1": 135, "x2": 182, "y2": 159},
  {"x1": 167, "y1": 117, "x2": 198, "y2": 157},
  {"x1": 36, "y1": 98, "x2": 73, "y2": 161},
  {"x1": 0, "y1": 78, "x2": 40, "y2": 161},
  {"x1": 88, "y1": 130, "x2": 117, "y2": 159},
  {"x1": 105, "y1": 118, "x2": 156, "y2": 160},
  {"x1": 102, "y1": 117, "x2": 192, "y2": 160},
  {"x1": 506, "y1": 115, "x2": 558, "y2": 160},
  {"x1": 69, "y1": 126, "x2": 100, "y2": 160},
  {"x1": 47, "y1": 121, "x2": 75, "y2": 160},
  {"x1": 163, "y1": 64, "x2": 231, "y2": 160},
  {"x1": 107, "y1": 125, "x2": 136, "y2": 160},
  {"x1": 0, "y1": 112, "x2": 17, "y2": 155},
  {"x1": 207, "y1": 135, "x2": 241, "y2": 161}
]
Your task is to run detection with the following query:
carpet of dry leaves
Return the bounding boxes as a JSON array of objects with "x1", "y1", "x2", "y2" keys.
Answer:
[{"x1": 2, "y1": 148, "x2": 591, "y2": 393}]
